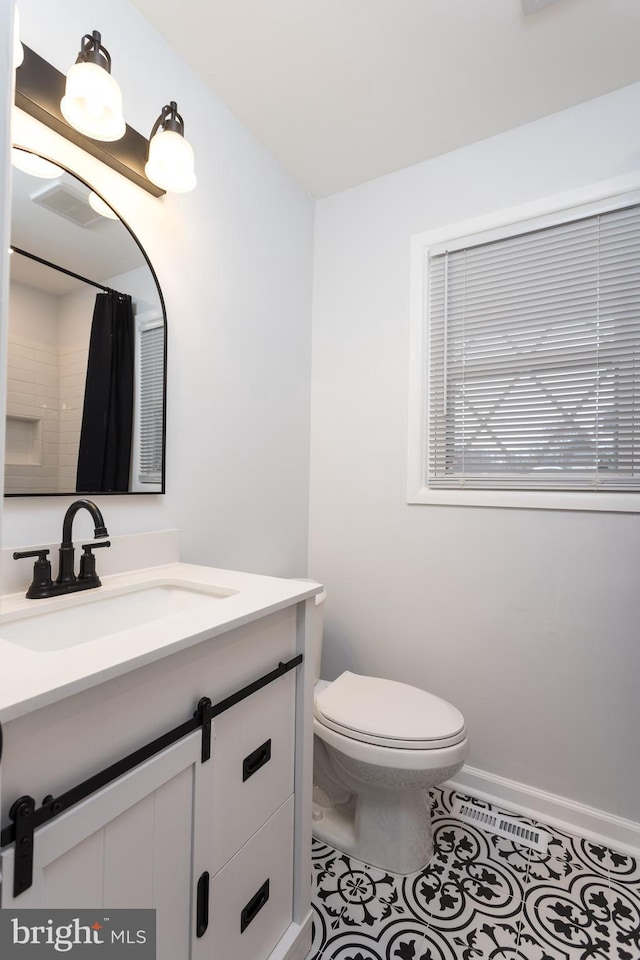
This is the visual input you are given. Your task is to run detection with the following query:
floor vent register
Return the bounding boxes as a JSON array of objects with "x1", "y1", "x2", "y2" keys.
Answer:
[{"x1": 452, "y1": 798, "x2": 549, "y2": 853}]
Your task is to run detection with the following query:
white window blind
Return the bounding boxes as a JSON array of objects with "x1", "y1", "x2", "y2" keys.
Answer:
[
  {"x1": 427, "y1": 202, "x2": 640, "y2": 492},
  {"x1": 138, "y1": 323, "x2": 164, "y2": 484}
]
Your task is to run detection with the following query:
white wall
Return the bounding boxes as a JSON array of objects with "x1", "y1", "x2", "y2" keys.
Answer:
[
  {"x1": 2, "y1": 0, "x2": 314, "y2": 577},
  {"x1": 0, "y1": 0, "x2": 12, "y2": 511},
  {"x1": 309, "y1": 84, "x2": 640, "y2": 824}
]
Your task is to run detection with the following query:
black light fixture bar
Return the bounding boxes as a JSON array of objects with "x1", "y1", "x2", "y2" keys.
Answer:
[{"x1": 15, "y1": 44, "x2": 165, "y2": 197}]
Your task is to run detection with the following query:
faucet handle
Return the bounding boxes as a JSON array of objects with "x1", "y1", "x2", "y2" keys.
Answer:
[
  {"x1": 13, "y1": 548, "x2": 50, "y2": 561},
  {"x1": 78, "y1": 541, "x2": 111, "y2": 582},
  {"x1": 13, "y1": 549, "x2": 53, "y2": 599}
]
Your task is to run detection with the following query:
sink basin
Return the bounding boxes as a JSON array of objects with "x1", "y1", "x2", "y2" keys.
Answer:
[{"x1": 0, "y1": 582, "x2": 236, "y2": 652}]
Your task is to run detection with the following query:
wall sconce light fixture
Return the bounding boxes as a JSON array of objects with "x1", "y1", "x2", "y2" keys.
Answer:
[
  {"x1": 60, "y1": 30, "x2": 126, "y2": 142},
  {"x1": 15, "y1": 37, "x2": 197, "y2": 196},
  {"x1": 15, "y1": 43, "x2": 161, "y2": 194},
  {"x1": 145, "y1": 102, "x2": 196, "y2": 194}
]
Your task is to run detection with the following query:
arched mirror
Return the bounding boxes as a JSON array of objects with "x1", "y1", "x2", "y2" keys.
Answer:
[{"x1": 5, "y1": 148, "x2": 166, "y2": 496}]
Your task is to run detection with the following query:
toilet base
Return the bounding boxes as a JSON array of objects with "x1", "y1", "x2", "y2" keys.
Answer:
[{"x1": 312, "y1": 784, "x2": 434, "y2": 875}]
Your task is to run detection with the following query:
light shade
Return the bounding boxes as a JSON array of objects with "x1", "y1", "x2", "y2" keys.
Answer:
[
  {"x1": 145, "y1": 102, "x2": 196, "y2": 194},
  {"x1": 88, "y1": 190, "x2": 119, "y2": 220},
  {"x1": 11, "y1": 148, "x2": 63, "y2": 179},
  {"x1": 60, "y1": 31, "x2": 125, "y2": 142}
]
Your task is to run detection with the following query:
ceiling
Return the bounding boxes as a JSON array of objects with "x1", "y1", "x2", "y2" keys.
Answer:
[
  {"x1": 11, "y1": 163, "x2": 146, "y2": 295},
  {"x1": 129, "y1": 0, "x2": 640, "y2": 198}
]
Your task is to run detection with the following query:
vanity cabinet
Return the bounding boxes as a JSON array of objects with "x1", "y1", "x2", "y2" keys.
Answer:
[{"x1": 0, "y1": 596, "x2": 314, "y2": 960}]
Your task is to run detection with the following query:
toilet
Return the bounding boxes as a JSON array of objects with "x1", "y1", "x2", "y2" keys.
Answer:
[{"x1": 309, "y1": 586, "x2": 469, "y2": 875}]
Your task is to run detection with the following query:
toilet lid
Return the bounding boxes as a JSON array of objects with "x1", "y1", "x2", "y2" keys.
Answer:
[{"x1": 314, "y1": 671, "x2": 466, "y2": 749}]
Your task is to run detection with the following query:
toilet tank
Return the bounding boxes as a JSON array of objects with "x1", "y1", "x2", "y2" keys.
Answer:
[{"x1": 293, "y1": 579, "x2": 325, "y2": 680}]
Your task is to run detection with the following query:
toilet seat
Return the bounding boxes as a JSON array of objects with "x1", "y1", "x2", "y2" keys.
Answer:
[{"x1": 314, "y1": 671, "x2": 466, "y2": 750}]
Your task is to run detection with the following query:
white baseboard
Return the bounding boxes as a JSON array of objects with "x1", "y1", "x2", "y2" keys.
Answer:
[{"x1": 447, "y1": 765, "x2": 640, "y2": 857}]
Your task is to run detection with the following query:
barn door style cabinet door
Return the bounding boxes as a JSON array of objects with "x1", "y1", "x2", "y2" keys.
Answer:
[{"x1": 1, "y1": 734, "x2": 212, "y2": 960}]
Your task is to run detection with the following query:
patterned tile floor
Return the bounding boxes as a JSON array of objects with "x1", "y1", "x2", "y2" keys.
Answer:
[{"x1": 310, "y1": 786, "x2": 640, "y2": 960}]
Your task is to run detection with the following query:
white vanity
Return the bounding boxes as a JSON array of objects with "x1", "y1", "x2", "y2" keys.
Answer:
[{"x1": 0, "y1": 539, "x2": 317, "y2": 960}]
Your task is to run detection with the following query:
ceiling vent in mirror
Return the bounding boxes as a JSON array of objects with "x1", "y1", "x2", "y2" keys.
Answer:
[{"x1": 31, "y1": 182, "x2": 105, "y2": 229}]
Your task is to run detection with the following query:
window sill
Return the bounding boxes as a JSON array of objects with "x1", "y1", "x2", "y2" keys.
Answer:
[{"x1": 407, "y1": 485, "x2": 640, "y2": 513}]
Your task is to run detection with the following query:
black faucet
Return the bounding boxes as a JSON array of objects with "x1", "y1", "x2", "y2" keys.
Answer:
[
  {"x1": 13, "y1": 499, "x2": 111, "y2": 599},
  {"x1": 57, "y1": 499, "x2": 109, "y2": 585}
]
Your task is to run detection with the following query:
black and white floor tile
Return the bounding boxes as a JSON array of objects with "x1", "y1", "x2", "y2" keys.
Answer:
[{"x1": 310, "y1": 786, "x2": 640, "y2": 960}]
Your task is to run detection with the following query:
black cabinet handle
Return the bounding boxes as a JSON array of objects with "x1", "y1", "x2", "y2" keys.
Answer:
[
  {"x1": 242, "y1": 739, "x2": 271, "y2": 782},
  {"x1": 196, "y1": 871, "x2": 209, "y2": 938},
  {"x1": 240, "y1": 879, "x2": 269, "y2": 932}
]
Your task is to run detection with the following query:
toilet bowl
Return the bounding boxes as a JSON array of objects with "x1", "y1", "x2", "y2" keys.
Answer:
[{"x1": 306, "y1": 585, "x2": 469, "y2": 875}]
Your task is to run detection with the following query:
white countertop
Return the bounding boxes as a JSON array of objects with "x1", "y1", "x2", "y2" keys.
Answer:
[{"x1": 0, "y1": 562, "x2": 320, "y2": 723}]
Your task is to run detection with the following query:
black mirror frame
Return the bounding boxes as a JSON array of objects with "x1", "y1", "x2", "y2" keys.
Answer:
[{"x1": 6, "y1": 148, "x2": 168, "y2": 497}]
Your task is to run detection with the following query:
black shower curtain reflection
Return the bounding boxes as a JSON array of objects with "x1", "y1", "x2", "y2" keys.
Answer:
[{"x1": 76, "y1": 291, "x2": 134, "y2": 492}]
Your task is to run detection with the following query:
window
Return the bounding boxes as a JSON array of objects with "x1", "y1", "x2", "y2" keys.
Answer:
[{"x1": 408, "y1": 177, "x2": 640, "y2": 511}]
